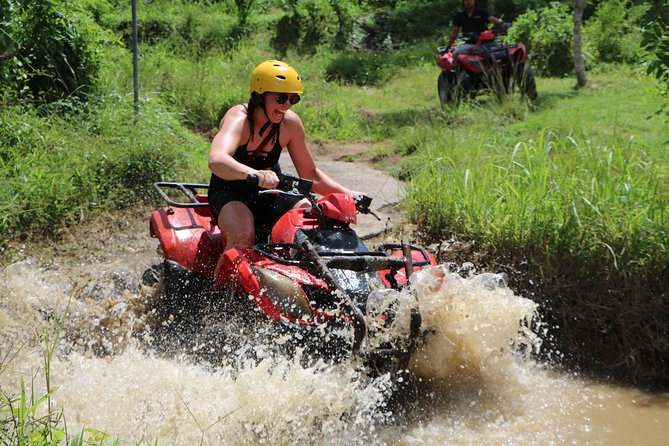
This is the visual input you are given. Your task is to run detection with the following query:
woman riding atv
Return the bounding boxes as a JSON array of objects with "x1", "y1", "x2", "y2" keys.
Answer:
[{"x1": 207, "y1": 60, "x2": 364, "y2": 274}]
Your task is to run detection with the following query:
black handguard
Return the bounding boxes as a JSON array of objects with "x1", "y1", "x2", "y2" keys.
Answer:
[
  {"x1": 277, "y1": 173, "x2": 313, "y2": 195},
  {"x1": 353, "y1": 194, "x2": 373, "y2": 214},
  {"x1": 354, "y1": 194, "x2": 381, "y2": 221}
]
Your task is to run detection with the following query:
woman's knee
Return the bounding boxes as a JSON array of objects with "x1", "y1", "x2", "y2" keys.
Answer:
[{"x1": 218, "y1": 201, "x2": 255, "y2": 249}]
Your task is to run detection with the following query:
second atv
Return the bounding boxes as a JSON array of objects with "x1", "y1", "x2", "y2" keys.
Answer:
[{"x1": 436, "y1": 28, "x2": 537, "y2": 104}]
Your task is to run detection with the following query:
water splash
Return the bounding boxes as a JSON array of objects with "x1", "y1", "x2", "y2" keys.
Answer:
[
  {"x1": 3, "y1": 260, "x2": 667, "y2": 445},
  {"x1": 407, "y1": 266, "x2": 541, "y2": 384}
]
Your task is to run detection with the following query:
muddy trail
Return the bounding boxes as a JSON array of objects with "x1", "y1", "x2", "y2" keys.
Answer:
[{"x1": 2, "y1": 143, "x2": 668, "y2": 445}]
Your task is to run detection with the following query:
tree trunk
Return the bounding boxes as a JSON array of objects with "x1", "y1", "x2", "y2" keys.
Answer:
[{"x1": 573, "y1": 0, "x2": 588, "y2": 88}]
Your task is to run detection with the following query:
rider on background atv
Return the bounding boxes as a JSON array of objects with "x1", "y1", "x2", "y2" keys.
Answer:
[
  {"x1": 207, "y1": 60, "x2": 364, "y2": 275},
  {"x1": 443, "y1": 0, "x2": 510, "y2": 58}
]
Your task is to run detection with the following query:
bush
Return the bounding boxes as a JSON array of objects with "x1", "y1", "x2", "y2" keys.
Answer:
[
  {"x1": 387, "y1": 0, "x2": 456, "y2": 44},
  {"x1": 100, "y1": 1, "x2": 238, "y2": 56},
  {"x1": 506, "y1": 2, "x2": 574, "y2": 77},
  {"x1": 641, "y1": 0, "x2": 669, "y2": 106},
  {"x1": 583, "y1": 0, "x2": 647, "y2": 65},
  {"x1": 0, "y1": 0, "x2": 106, "y2": 103},
  {"x1": 273, "y1": 0, "x2": 359, "y2": 55},
  {"x1": 324, "y1": 51, "x2": 393, "y2": 85},
  {"x1": 0, "y1": 98, "x2": 206, "y2": 239}
]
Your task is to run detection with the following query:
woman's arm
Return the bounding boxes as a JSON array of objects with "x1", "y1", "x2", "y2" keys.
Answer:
[
  {"x1": 208, "y1": 105, "x2": 249, "y2": 180},
  {"x1": 208, "y1": 105, "x2": 279, "y2": 188}
]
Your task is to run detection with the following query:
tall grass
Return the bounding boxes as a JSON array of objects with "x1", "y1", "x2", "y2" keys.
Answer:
[
  {"x1": 401, "y1": 69, "x2": 668, "y2": 387},
  {"x1": 406, "y1": 129, "x2": 667, "y2": 271},
  {"x1": 0, "y1": 98, "x2": 209, "y2": 241},
  {"x1": 0, "y1": 303, "x2": 132, "y2": 445}
]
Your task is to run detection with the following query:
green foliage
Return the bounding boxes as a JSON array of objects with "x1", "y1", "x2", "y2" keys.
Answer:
[
  {"x1": 323, "y1": 43, "x2": 433, "y2": 86},
  {"x1": 324, "y1": 51, "x2": 394, "y2": 85},
  {"x1": 492, "y1": 0, "x2": 549, "y2": 21},
  {"x1": 0, "y1": 98, "x2": 207, "y2": 239},
  {"x1": 582, "y1": 0, "x2": 648, "y2": 65},
  {"x1": 0, "y1": 0, "x2": 107, "y2": 104},
  {"x1": 384, "y1": 0, "x2": 456, "y2": 44},
  {"x1": 234, "y1": 0, "x2": 256, "y2": 27},
  {"x1": 640, "y1": 0, "x2": 669, "y2": 106},
  {"x1": 505, "y1": 2, "x2": 574, "y2": 77},
  {"x1": 272, "y1": 0, "x2": 362, "y2": 55},
  {"x1": 99, "y1": 0, "x2": 238, "y2": 56}
]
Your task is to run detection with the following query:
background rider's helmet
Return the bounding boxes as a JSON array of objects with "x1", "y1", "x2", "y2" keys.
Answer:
[{"x1": 250, "y1": 60, "x2": 303, "y2": 95}]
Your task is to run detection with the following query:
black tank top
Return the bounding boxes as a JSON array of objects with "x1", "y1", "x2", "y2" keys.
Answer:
[{"x1": 208, "y1": 124, "x2": 283, "y2": 193}]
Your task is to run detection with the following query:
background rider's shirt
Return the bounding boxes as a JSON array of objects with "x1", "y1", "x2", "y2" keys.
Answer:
[{"x1": 453, "y1": 8, "x2": 492, "y2": 37}]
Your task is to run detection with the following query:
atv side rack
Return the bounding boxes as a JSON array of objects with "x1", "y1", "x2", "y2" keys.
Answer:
[{"x1": 153, "y1": 182, "x2": 210, "y2": 208}]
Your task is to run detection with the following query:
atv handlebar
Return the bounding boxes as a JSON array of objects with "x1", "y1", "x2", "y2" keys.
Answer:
[
  {"x1": 249, "y1": 172, "x2": 376, "y2": 218},
  {"x1": 246, "y1": 172, "x2": 313, "y2": 196}
]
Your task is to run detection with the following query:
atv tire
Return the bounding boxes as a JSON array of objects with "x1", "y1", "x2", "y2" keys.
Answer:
[
  {"x1": 437, "y1": 71, "x2": 454, "y2": 105},
  {"x1": 518, "y1": 66, "x2": 537, "y2": 101},
  {"x1": 457, "y1": 71, "x2": 473, "y2": 100}
]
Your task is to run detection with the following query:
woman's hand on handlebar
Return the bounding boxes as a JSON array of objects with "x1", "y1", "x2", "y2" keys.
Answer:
[{"x1": 247, "y1": 170, "x2": 279, "y2": 189}]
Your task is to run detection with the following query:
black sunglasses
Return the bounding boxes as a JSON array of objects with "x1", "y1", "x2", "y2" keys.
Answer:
[{"x1": 275, "y1": 93, "x2": 301, "y2": 105}]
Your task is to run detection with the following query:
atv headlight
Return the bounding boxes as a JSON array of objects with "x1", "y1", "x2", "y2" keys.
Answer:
[{"x1": 251, "y1": 265, "x2": 312, "y2": 321}]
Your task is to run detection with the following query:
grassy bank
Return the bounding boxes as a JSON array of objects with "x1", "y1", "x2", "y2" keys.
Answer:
[{"x1": 400, "y1": 68, "x2": 668, "y2": 387}]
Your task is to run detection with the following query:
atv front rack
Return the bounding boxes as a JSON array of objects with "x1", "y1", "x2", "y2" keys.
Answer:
[{"x1": 253, "y1": 242, "x2": 409, "y2": 272}]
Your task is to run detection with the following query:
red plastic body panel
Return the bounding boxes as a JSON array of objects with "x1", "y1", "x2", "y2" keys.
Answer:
[
  {"x1": 319, "y1": 193, "x2": 356, "y2": 224},
  {"x1": 458, "y1": 55, "x2": 485, "y2": 73},
  {"x1": 216, "y1": 247, "x2": 329, "y2": 325},
  {"x1": 437, "y1": 51, "x2": 454, "y2": 71},
  {"x1": 270, "y1": 192, "x2": 354, "y2": 243},
  {"x1": 270, "y1": 207, "x2": 319, "y2": 245},
  {"x1": 509, "y1": 44, "x2": 527, "y2": 64},
  {"x1": 150, "y1": 205, "x2": 222, "y2": 279},
  {"x1": 378, "y1": 245, "x2": 438, "y2": 288}
]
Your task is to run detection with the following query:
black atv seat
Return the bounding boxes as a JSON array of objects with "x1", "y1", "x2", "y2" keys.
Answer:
[
  {"x1": 480, "y1": 41, "x2": 511, "y2": 67},
  {"x1": 293, "y1": 228, "x2": 370, "y2": 255}
]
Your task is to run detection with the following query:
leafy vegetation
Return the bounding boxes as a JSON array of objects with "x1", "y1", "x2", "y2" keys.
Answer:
[{"x1": 640, "y1": 0, "x2": 669, "y2": 109}]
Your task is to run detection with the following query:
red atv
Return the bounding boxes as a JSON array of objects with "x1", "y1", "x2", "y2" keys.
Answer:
[
  {"x1": 147, "y1": 173, "x2": 438, "y2": 375},
  {"x1": 436, "y1": 28, "x2": 537, "y2": 104}
]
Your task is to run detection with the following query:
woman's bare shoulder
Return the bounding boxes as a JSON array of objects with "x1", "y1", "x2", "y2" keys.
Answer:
[
  {"x1": 282, "y1": 109, "x2": 305, "y2": 131},
  {"x1": 219, "y1": 103, "x2": 248, "y2": 126}
]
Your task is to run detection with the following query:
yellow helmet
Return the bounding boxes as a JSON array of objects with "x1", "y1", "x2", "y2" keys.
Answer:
[{"x1": 250, "y1": 60, "x2": 304, "y2": 95}]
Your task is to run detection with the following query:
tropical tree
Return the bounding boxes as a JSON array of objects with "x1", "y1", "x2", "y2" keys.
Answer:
[
  {"x1": 574, "y1": 0, "x2": 587, "y2": 88},
  {"x1": 639, "y1": 0, "x2": 669, "y2": 106}
]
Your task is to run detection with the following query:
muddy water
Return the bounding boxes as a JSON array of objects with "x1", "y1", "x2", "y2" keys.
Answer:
[{"x1": 1, "y1": 257, "x2": 668, "y2": 445}]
